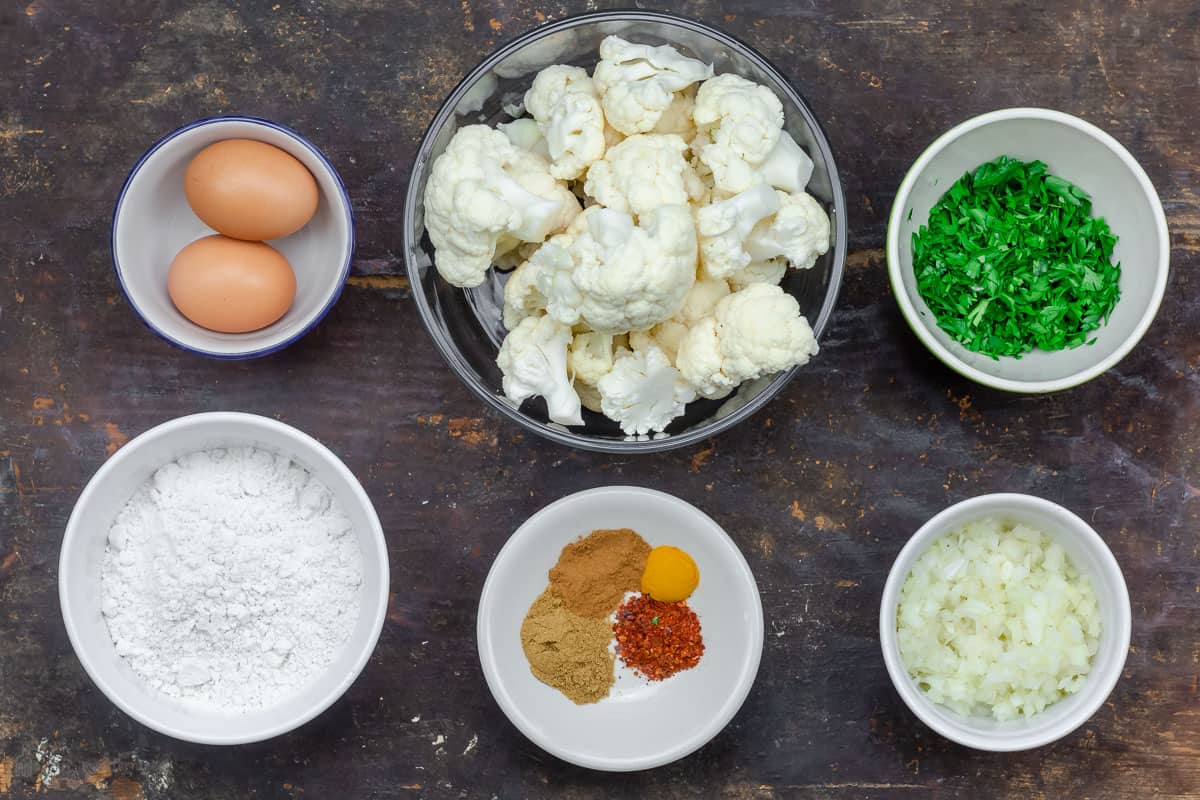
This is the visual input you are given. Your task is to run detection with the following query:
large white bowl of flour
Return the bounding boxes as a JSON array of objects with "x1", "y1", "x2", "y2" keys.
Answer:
[{"x1": 59, "y1": 412, "x2": 389, "y2": 744}]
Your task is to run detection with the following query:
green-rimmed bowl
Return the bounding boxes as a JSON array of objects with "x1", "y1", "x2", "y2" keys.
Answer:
[{"x1": 887, "y1": 108, "x2": 1169, "y2": 393}]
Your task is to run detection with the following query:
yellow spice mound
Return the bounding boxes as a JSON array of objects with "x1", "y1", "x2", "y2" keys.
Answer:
[{"x1": 641, "y1": 545, "x2": 699, "y2": 603}]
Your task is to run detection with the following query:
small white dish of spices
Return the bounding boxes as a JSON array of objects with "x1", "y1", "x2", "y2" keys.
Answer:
[
  {"x1": 476, "y1": 486, "x2": 764, "y2": 771},
  {"x1": 59, "y1": 412, "x2": 389, "y2": 744}
]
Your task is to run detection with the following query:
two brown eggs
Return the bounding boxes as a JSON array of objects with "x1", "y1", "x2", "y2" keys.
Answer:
[{"x1": 169, "y1": 140, "x2": 318, "y2": 333}]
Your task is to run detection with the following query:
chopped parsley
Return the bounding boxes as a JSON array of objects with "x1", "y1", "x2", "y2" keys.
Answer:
[{"x1": 911, "y1": 156, "x2": 1121, "y2": 359}]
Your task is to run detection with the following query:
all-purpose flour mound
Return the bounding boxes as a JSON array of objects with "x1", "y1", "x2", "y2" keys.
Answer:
[{"x1": 100, "y1": 446, "x2": 364, "y2": 713}]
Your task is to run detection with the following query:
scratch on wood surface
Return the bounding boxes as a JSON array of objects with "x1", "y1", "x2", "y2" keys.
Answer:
[
  {"x1": 110, "y1": 776, "x2": 145, "y2": 800},
  {"x1": 346, "y1": 275, "x2": 409, "y2": 290},
  {"x1": 101, "y1": 421, "x2": 129, "y2": 455},
  {"x1": 0, "y1": 756, "x2": 12, "y2": 793},
  {"x1": 846, "y1": 248, "x2": 885, "y2": 269},
  {"x1": 789, "y1": 500, "x2": 806, "y2": 520},
  {"x1": 757, "y1": 532, "x2": 775, "y2": 559},
  {"x1": 84, "y1": 757, "x2": 112, "y2": 789},
  {"x1": 386, "y1": 592, "x2": 407, "y2": 625},
  {"x1": 1, "y1": 550, "x2": 18, "y2": 572},
  {"x1": 447, "y1": 416, "x2": 496, "y2": 448},
  {"x1": 0, "y1": 127, "x2": 44, "y2": 140},
  {"x1": 835, "y1": 579, "x2": 860, "y2": 588},
  {"x1": 1094, "y1": 46, "x2": 1124, "y2": 98},
  {"x1": 690, "y1": 444, "x2": 715, "y2": 473}
]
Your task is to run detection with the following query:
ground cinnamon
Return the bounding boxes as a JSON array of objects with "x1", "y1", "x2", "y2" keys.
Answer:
[{"x1": 548, "y1": 528, "x2": 650, "y2": 618}]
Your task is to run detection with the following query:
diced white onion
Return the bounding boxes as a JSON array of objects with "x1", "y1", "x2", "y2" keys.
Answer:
[{"x1": 896, "y1": 517, "x2": 1101, "y2": 721}]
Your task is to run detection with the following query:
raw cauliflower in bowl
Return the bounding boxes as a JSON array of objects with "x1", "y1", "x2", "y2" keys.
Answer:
[{"x1": 423, "y1": 35, "x2": 832, "y2": 438}]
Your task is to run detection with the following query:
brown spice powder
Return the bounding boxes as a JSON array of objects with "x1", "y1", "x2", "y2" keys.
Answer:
[
  {"x1": 549, "y1": 528, "x2": 650, "y2": 618},
  {"x1": 520, "y1": 588, "x2": 615, "y2": 704}
]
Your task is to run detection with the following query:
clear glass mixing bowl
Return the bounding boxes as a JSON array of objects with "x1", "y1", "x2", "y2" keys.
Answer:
[{"x1": 404, "y1": 10, "x2": 847, "y2": 453}]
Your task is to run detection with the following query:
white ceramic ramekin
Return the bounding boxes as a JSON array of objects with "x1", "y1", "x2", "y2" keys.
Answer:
[
  {"x1": 879, "y1": 493, "x2": 1131, "y2": 751},
  {"x1": 59, "y1": 412, "x2": 388, "y2": 744},
  {"x1": 112, "y1": 116, "x2": 354, "y2": 359},
  {"x1": 887, "y1": 108, "x2": 1169, "y2": 392}
]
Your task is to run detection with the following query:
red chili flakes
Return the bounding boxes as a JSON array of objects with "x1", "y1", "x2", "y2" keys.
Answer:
[{"x1": 613, "y1": 594, "x2": 704, "y2": 681}]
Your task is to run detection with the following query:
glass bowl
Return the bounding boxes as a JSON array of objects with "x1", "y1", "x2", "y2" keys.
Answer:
[{"x1": 403, "y1": 10, "x2": 847, "y2": 453}]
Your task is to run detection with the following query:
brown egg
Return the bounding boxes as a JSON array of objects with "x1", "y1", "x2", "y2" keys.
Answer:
[
  {"x1": 168, "y1": 235, "x2": 297, "y2": 333},
  {"x1": 184, "y1": 139, "x2": 319, "y2": 241}
]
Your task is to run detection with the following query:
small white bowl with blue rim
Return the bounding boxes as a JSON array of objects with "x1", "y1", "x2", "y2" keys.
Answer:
[{"x1": 111, "y1": 116, "x2": 354, "y2": 359}]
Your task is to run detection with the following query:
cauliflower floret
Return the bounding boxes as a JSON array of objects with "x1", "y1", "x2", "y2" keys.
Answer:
[
  {"x1": 567, "y1": 331, "x2": 617, "y2": 415},
  {"x1": 502, "y1": 258, "x2": 547, "y2": 330},
  {"x1": 727, "y1": 258, "x2": 787, "y2": 290},
  {"x1": 498, "y1": 118, "x2": 551, "y2": 160},
  {"x1": 568, "y1": 331, "x2": 618, "y2": 386},
  {"x1": 675, "y1": 277, "x2": 731, "y2": 323},
  {"x1": 508, "y1": 149, "x2": 582, "y2": 234},
  {"x1": 635, "y1": 278, "x2": 729, "y2": 364},
  {"x1": 584, "y1": 134, "x2": 705, "y2": 218},
  {"x1": 497, "y1": 314, "x2": 583, "y2": 426},
  {"x1": 424, "y1": 126, "x2": 581, "y2": 287},
  {"x1": 592, "y1": 36, "x2": 712, "y2": 135},
  {"x1": 651, "y1": 86, "x2": 697, "y2": 138},
  {"x1": 524, "y1": 65, "x2": 607, "y2": 180},
  {"x1": 533, "y1": 205, "x2": 698, "y2": 334},
  {"x1": 696, "y1": 182, "x2": 782, "y2": 279},
  {"x1": 692, "y1": 74, "x2": 784, "y2": 194},
  {"x1": 746, "y1": 191, "x2": 831, "y2": 270},
  {"x1": 759, "y1": 131, "x2": 815, "y2": 194},
  {"x1": 676, "y1": 283, "x2": 818, "y2": 399},
  {"x1": 597, "y1": 344, "x2": 697, "y2": 435}
]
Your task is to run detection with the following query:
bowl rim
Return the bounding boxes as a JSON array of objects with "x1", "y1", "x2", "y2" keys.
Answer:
[
  {"x1": 878, "y1": 492, "x2": 1132, "y2": 752},
  {"x1": 111, "y1": 115, "x2": 356, "y2": 360},
  {"x1": 58, "y1": 411, "x2": 390, "y2": 745},
  {"x1": 403, "y1": 9, "x2": 847, "y2": 453},
  {"x1": 886, "y1": 107, "x2": 1170, "y2": 393},
  {"x1": 476, "y1": 485, "x2": 765, "y2": 771}
]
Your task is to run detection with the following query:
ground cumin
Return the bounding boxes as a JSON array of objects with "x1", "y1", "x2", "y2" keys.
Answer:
[
  {"x1": 520, "y1": 589, "x2": 615, "y2": 704},
  {"x1": 549, "y1": 528, "x2": 650, "y2": 618}
]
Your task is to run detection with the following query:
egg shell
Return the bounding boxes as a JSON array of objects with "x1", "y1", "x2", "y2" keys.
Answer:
[
  {"x1": 184, "y1": 139, "x2": 319, "y2": 241},
  {"x1": 168, "y1": 235, "x2": 297, "y2": 333}
]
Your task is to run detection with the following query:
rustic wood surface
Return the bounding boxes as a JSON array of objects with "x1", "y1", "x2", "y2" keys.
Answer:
[{"x1": 1, "y1": 1, "x2": 1197, "y2": 797}]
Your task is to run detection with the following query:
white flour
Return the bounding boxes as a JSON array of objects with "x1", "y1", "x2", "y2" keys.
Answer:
[{"x1": 100, "y1": 446, "x2": 364, "y2": 713}]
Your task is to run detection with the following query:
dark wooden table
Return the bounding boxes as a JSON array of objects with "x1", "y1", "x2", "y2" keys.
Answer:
[{"x1": 2, "y1": 1, "x2": 1197, "y2": 797}]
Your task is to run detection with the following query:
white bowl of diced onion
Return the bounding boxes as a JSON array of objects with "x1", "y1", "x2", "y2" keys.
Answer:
[{"x1": 879, "y1": 493, "x2": 1131, "y2": 752}]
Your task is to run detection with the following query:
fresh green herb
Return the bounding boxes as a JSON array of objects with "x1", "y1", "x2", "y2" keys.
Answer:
[
  {"x1": 651, "y1": 616, "x2": 659, "y2": 625},
  {"x1": 911, "y1": 156, "x2": 1121, "y2": 358}
]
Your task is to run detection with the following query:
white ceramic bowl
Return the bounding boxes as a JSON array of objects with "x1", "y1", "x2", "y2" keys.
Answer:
[
  {"x1": 59, "y1": 412, "x2": 389, "y2": 744},
  {"x1": 112, "y1": 116, "x2": 354, "y2": 359},
  {"x1": 477, "y1": 486, "x2": 764, "y2": 771},
  {"x1": 887, "y1": 108, "x2": 1169, "y2": 392},
  {"x1": 879, "y1": 493, "x2": 1131, "y2": 751}
]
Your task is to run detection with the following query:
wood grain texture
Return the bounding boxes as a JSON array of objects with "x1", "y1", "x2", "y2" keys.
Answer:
[{"x1": 1, "y1": 0, "x2": 1197, "y2": 798}]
